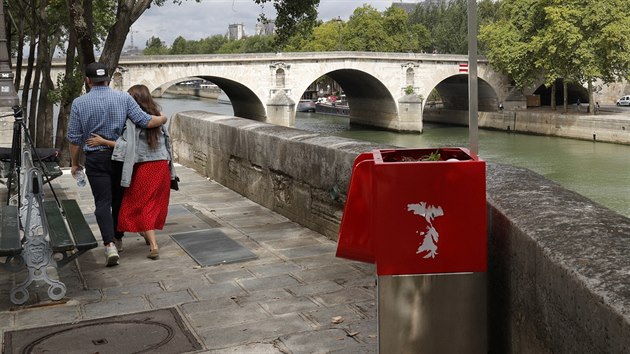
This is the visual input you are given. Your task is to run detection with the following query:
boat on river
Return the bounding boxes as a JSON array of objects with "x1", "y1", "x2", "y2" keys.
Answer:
[
  {"x1": 315, "y1": 96, "x2": 349, "y2": 116},
  {"x1": 297, "y1": 99, "x2": 316, "y2": 112}
]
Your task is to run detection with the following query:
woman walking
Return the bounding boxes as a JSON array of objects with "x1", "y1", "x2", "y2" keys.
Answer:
[{"x1": 87, "y1": 84, "x2": 175, "y2": 259}]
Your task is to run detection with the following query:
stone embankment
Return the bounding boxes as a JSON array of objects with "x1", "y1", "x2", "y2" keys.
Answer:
[
  {"x1": 163, "y1": 85, "x2": 222, "y2": 99},
  {"x1": 170, "y1": 111, "x2": 630, "y2": 353},
  {"x1": 425, "y1": 108, "x2": 630, "y2": 145}
]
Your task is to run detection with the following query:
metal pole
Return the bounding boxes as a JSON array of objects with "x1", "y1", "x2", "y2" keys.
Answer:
[
  {"x1": 336, "y1": 16, "x2": 342, "y2": 51},
  {"x1": 468, "y1": 0, "x2": 479, "y2": 155}
]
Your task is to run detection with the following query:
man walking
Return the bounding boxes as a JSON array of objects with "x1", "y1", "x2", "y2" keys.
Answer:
[
  {"x1": 67, "y1": 62, "x2": 167, "y2": 266},
  {"x1": 576, "y1": 98, "x2": 581, "y2": 112}
]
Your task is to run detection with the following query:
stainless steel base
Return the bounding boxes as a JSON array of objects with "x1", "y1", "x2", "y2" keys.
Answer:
[{"x1": 378, "y1": 272, "x2": 487, "y2": 354}]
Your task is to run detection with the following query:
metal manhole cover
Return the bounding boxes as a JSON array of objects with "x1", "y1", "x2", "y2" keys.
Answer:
[
  {"x1": 4, "y1": 308, "x2": 202, "y2": 354},
  {"x1": 171, "y1": 229, "x2": 257, "y2": 267}
]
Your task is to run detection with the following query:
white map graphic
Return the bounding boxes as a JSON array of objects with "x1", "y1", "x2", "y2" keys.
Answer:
[{"x1": 407, "y1": 202, "x2": 444, "y2": 259}]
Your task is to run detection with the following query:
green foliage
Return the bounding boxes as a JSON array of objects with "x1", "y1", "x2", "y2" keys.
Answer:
[
  {"x1": 254, "y1": 0, "x2": 320, "y2": 47},
  {"x1": 48, "y1": 68, "x2": 84, "y2": 105},
  {"x1": 404, "y1": 85, "x2": 415, "y2": 95},
  {"x1": 198, "y1": 35, "x2": 230, "y2": 53},
  {"x1": 480, "y1": 0, "x2": 630, "y2": 90},
  {"x1": 343, "y1": 5, "x2": 393, "y2": 51},
  {"x1": 144, "y1": 36, "x2": 169, "y2": 55},
  {"x1": 421, "y1": 151, "x2": 441, "y2": 161},
  {"x1": 295, "y1": 19, "x2": 342, "y2": 51},
  {"x1": 170, "y1": 36, "x2": 188, "y2": 54},
  {"x1": 407, "y1": 0, "x2": 500, "y2": 54},
  {"x1": 283, "y1": 5, "x2": 430, "y2": 53},
  {"x1": 216, "y1": 35, "x2": 276, "y2": 54},
  {"x1": 166, "y1": 35, "x2": 229, "y2": 54}
]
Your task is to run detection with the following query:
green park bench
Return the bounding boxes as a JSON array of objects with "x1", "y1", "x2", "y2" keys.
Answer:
[
  {"x1": 0, "y1": 205, "x2": 21, "y2": 257},
  {"x1": 0, "y1": 152, "x2": 97, "y2": 305}
]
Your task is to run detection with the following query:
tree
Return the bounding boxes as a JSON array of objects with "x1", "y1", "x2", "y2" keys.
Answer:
[
  {"x1": 294, "y1": 19, "x2": 341, "y2": 52},
  {"x1": 198, "y1": 35, "x2": 228, "y2": 54},
  {"x1": 254, "y1": 0, "x2": 319, "y2": 47},
  {"x1": 479, "y1": 0, "x2": 550, "y2": 102},
  {"x1": 343, "y1": 5, "x2": 393, "y2": 52},
  {"x1": 143, "y1": 36, "x2": 169, "y2": 55},
  {"x1": 409, "y1": 0, "x2": 464, "y2": 54},
  {"x1": 216, "y1": 36, "x2": 276, "y2": 54},
  {"x1": 481, "y1": 0, "x2": 630, "y2": 114},
  {"x1": 530, "y1": 1, "x2": 586, "y2": 112},
  {"x1": 171, "y1": 36, "x2": 188, "y2": 54},
  {"x1": 383, "y1": 6, "x2": 429, "y2": 53},
  {"x1": 240, "y1": 35, "x2": 275, "y2": 53}
]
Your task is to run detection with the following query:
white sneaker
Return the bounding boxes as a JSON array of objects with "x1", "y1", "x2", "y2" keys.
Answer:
[
  {"x1": 105, "y1": 244, "x2": 119, "y2": 266},
  {"x1": 114, "y1": 238, "x2": 123, "y2": 252}
]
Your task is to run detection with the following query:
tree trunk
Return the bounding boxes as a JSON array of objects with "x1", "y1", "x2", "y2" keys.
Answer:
[
  {"x1": 6, "y1": 2, "x2": 25, "y2": 94},
  {"x1": 551, "y1": 81, "x2": 556, "y2": 111},
  {"x1": 55, "y1": 32, "x2": 80, "y2": 167},
  {"x1": 99, "y1": 0, "x2": 152, "y2": 74},
  {"x1": 23, "y1": 20, "x2": 41, "y2": 142},
  {"x1": 67, "y1": 0, "x2": 96, "y2": 86},
  {"x1": 21, "y1": 41, "x2": 35, "y2": 128},
  {"x1": 35, "y1": 0, "x2": 53, "y2": 147},
  {"x1": 563, "y1": 81, "x2": 568, "y2": 113},
  {"x1": 588, "y1": 80, "x2": 594, "y2": 115}
]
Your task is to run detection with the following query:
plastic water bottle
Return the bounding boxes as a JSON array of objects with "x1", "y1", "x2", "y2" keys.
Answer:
[{"x1": 76, "y1": 169, "x2": 87, "y2": 187}]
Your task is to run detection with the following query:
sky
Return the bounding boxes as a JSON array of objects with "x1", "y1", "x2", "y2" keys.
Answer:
[{"x1": 126, "y1": 0, "x2": 413, "y2": 49}]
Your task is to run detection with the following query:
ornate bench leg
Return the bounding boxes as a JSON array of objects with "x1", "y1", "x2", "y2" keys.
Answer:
[{"x1": 10, "y1": 236, "x2": 66, "y2": 304}]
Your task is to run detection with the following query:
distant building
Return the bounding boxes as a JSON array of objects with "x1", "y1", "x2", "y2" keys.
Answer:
[
  {"x1": 255, "y1": 20, "x2": 275, "y2": 36},
  {"x1": 228, "y1": 23, "x2": 244, "y2": 40}
]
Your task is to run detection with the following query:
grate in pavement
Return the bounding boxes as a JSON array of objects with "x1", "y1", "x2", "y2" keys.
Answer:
[
  {"x1": 3, "y1": 308, "x2": 202, "y2": 354},
  {"x1": 171, "y1": 229, "x2": 257, "y2": 267}
]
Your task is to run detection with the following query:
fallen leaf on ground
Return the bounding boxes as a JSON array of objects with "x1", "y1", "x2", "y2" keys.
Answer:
[{"x1": 331, "y1": 316, "x2": 344, "y2": 324}]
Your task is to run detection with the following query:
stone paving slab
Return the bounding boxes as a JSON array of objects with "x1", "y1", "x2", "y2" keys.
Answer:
[{"x1": 0, "y1": 164, "x2": 377, "y2": 353}]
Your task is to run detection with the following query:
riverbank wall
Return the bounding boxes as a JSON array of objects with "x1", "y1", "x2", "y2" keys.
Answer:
[
  {"x1": 424, "y1": 109, "x2": 630, "y2": 145},
  {"x1": 169, "y1": 111, "x2": 630, "y2": 353},
  {"x1": 163, "y1": 86, "x2": 221, "y2": 99}
]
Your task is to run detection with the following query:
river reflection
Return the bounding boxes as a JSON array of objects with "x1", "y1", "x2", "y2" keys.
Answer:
[{"x1": 155, "y1": 94, "x2": 630, "y2": 218}]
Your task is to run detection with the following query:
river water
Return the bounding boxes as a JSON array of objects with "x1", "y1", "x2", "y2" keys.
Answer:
[{"x1": 156, "y1": 94, "x2": 630, "y2": 218}]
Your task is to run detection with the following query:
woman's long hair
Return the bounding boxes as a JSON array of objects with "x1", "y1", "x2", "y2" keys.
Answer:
[{"x1": 128, "y1": 84, "x2": 162, "y2": 149}]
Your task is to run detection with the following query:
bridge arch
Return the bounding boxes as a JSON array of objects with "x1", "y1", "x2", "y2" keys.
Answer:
[
  {"x1": 421, "y1": 68, "x2": 504, "y2": 125},
  {"x1": 293, "y1": 68, "x2": 399, "y2": 130},
  {"x1": 198, "y1": 76, "x2": 266, "y2": 121},
  {"x1": 428, "y1": 74, "x2": 499, "y2": 111}
]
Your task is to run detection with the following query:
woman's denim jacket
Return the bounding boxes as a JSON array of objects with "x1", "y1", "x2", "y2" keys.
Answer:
[{"x1": 112, "y1": 119, "x2": 177, "y2": 187}]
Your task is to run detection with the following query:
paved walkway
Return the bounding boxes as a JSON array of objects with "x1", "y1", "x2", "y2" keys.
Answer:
[{"x1": 0, "y1": 164, "x2": 377, "y2": 353}]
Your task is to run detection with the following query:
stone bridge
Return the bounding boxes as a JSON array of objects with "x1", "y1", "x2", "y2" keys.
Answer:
[{"x1": 45, "y1": 52, "x2": 514, "y2": 133}]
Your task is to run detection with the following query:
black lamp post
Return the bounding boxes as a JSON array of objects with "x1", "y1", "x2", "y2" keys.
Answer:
[
  {"x1": 0, "y1": 2, "x2": 19, "y2": 109},
  {"x1": 335, "y1": 16, "x2": 342, "y2": 51}
]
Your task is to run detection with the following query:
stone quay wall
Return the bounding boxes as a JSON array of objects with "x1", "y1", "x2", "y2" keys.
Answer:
[
  {"x1": 169, "y1": 111, "x2": 630, "y2": 353},
  {"x1": 425, "y1": 109, "x2": 630, "y2": 145}
]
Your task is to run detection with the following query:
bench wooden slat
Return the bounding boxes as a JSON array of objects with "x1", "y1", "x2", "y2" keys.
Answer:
[
  {"x1": 61, "y1": 200, "x2": 97, "y2": 251},
  {"x1": 0, "y1": 161, "x2": 62, "y2": 181},
  {"x1": 0, "y1": 205, "x2": 21, "y2": 256},
  {"x1": 43, "y1": 201, "x2": 75, "y2": 252},
  {"x1": 42, "y1": 161, "x2": 63, "y2": 181}
]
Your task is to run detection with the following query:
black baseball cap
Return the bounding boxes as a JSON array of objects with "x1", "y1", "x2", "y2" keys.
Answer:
[{"x1": 86, "y1": 62, "x2": 110, "y2": 82}]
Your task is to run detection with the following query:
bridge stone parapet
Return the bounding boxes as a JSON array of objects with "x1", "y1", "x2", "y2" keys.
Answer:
[
  {"x1": 169, "y1": 110, "x2": 630, "y2": 353},
  {"x1": 43, "y1": 52, "x2": 515, "y2": 133}
]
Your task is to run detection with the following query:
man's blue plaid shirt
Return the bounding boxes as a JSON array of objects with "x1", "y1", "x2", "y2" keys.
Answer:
[{"x1": 67, "y1": 86, "x2": 152, "y2": 152}]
